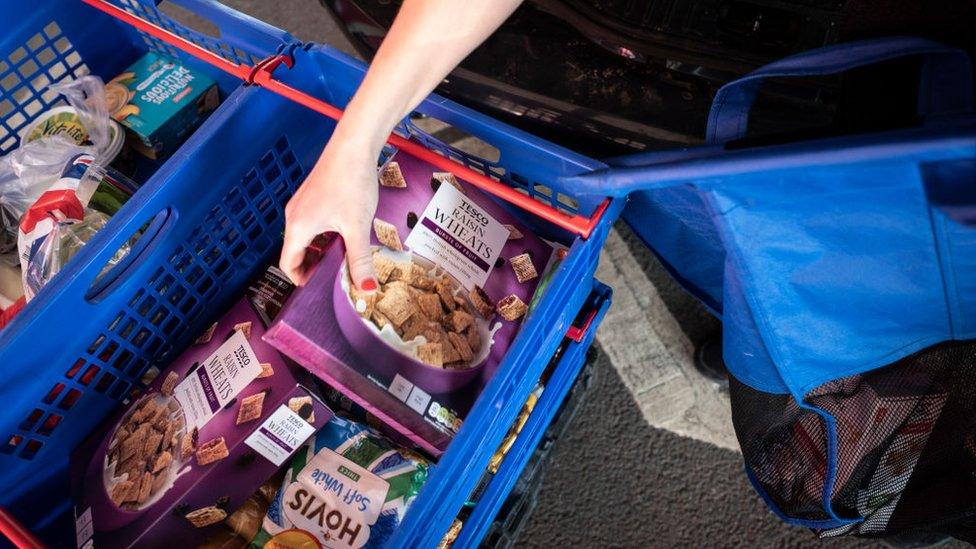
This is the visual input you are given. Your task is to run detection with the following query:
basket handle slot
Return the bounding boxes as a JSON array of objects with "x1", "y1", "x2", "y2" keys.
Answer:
[
  {"x1": 404, "y1": 114, "x2": 502, "y2": 164},
  {"x1": 84, "y1": 207, "x2": 175, "y2": 303},
  {"x1": 157, "y1": 0, "x2": 294, "y2": 60},
  {"x1": 156, "y1": 2, "x2": 220, "y2": 39}
]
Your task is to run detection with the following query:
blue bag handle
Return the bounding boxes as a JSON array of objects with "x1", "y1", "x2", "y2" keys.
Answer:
[{"x1": 707, "y1": 37, "x2": 974, "y2": 144}]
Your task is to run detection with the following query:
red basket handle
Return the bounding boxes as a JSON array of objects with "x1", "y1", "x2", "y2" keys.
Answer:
[
  {"x1": 78, "y1": 0, "x2": 609, "y2": 238},
  {"x1": 0, "y1": 507, "x2": 44, "y2": 549}
]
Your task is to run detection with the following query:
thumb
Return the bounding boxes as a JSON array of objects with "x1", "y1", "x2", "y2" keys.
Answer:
[
  {"x1": 280, "y1": 221, "x2": 314, "y2": 286},
  {"x1": 344, "y1": 222, "x2": 377, "y2": 292}
]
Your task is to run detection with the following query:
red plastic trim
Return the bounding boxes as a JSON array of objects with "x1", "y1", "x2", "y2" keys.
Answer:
[
  {"x1": 565, "y1": 305, "x2": 599, "y2": 343},
  {"x1": 79, "y1": 0, "x2": 250, "y2": 80},
  {"x1": 244, "y1": 53, "x2": 294, "y2": 85},
  {"x1": 0, "y1": 508, "x2": 44, "y2": 549},
  {"x1": 78, "y1": 0, "x2": 609, "y2": 238}
]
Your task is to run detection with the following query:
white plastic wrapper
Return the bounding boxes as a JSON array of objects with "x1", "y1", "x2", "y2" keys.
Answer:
[
  {"x1": 49, "y1": 76, "x2": 113, "y2": 152},
  {"x1": 17, "y1": 154, "x2": 135, "y2": 301},
  {"x1": 0, "y1": 76, "x2": 116, "y2": 265},
  {"x1": 0, "y1": 136, "x2": 81, "y2": 262}
]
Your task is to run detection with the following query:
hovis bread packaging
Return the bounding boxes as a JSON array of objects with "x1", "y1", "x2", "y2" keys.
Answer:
[{"x1": 250, "y1": 415, "x2": 429, "y2": 549}]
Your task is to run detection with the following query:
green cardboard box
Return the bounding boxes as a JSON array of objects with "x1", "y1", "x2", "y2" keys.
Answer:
[{"x1": 106, "y1": 52, "x2": 219, "y2": 160}]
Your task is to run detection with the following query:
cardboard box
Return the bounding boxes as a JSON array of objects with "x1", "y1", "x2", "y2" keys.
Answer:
[
  {"x1": 71, "y1": 268, "x2": 331, "y2": 548},
  {"x1": 106, "y1": 52, "x2": 219, "y2": 159},
  {"x1": 265, "y1": 151, "x2": 552, "y2": 455}
]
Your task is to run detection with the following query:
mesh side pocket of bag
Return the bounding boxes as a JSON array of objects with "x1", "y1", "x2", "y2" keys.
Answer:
[
  {"x1": 730, "y1": 339, "x2": 976, "y2": 538},
  {"x1": 808, "y1": 339, "x2": 976, "y2": 538},
  {"x1": 728, "y1": 376, "x2": 834, "y2": 523}
]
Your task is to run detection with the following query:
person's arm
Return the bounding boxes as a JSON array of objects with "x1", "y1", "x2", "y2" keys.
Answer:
[{"x1": 279, "y1": 0, "x2": 523, "y2": 288}]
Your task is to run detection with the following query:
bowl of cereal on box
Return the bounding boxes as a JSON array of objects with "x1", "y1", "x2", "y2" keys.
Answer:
[
  {"x1": 334, "y1": 244, "x2": 495, "y2": 394},
  {"x1": 90, "y1": 390, "x2": 187, "y2": 528}
]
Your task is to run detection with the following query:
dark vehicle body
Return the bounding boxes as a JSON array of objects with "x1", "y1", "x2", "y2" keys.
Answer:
[{"x1": 322, "y1": 0, "x2": 976, "y2": 157}]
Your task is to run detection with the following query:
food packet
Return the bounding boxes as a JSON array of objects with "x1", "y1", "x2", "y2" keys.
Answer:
[
  {"x1": 198, "y1": 473, "x2": 285, "y2": 549},
  {"x1": 39, "y1": 75, "x2": 117, "y2": 153},
  {"x1": 0, "y1": 75, "x2": 124, "y2": 265},
  {"x1": 0, "y1": 136, "x2": 80, "y2": 263},
  {"x1": 250, "y1": 415, "x2": 429, "y2": 549},
  {"x1": 17, "y1": 154, "x2": 136, "y2": 300}
]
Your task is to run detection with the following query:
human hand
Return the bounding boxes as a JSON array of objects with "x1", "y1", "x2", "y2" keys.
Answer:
[
  {"x1": 279, "y1": 140, "x2": 378, "y2": 290},
  {"x1": 278, "y1": 0, "x2": 523, "y2": 289}
]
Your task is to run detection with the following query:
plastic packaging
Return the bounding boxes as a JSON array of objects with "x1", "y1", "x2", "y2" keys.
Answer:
[
  {"x1": 46, "y1": 76, "x2": 114, "y2": 155},
  {"x1": 0, "y1": 136, "x2": 82, "y2": 262},
  {"x1": 21, "y1": 106, "x2": 125, "y2": 163},
  {"x1": 0, "y1": 76, "x2": 124, "y2": 264},
  {"x1": 17, "y1": 154, "x2": 136, "y2": 300},
  {"x1": 251, "y1": 415, "x2": 429, "y2": 549}
]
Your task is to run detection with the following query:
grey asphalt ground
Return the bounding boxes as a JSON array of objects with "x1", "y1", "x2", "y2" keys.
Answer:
[
  {"x1": 518, "y1": 341, "x2": 877, "y2": 549},
  {"x1": 171, "y1": 1, "x2": 940, "y2": 547}
]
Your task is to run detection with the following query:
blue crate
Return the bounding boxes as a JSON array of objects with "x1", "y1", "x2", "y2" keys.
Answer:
[
  {"x1": 0, "y1": 0, "x2": 289, "y2": 539},
  {"x1": 480, "y1": 344, "x2": 599, "y2": 548},
  {"x1": 0, "y1": 0, "x2": 292, "y2": 156},
  {"x1": 0, "y1": 9, "x2": 617, "y2": 547},
  {"x1": 450, "y1": 284, "x2": 611, "y2": 548}
]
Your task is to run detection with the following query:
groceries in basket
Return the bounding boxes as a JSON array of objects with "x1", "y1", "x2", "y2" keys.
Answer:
[
  {"x1": 106, "y1": 52, "x2": 220, "y2": 160},
  {"x1": 22, "y1": 75, "x2": 125, "y2": 164},
  {"x1": 251, "y1": 414, "x2": 429, "y2": 549},
  {"x1": 19, "y1": 73, "x2": 126, "y2": 165},
  {"x1": 265, "y1": 151, "x2": 553, "y2": 455},
  {"x1": 198, "y1": 474, "x2": 284, "y2": 549},
  {"x1": 17, "y1": 153, "x2": 138, "y2": 300},
  {"x1": 0, "y1": 76, "x2": 125, "y2": 265},
  {"x1": 71, "y1": 266, "x2": 332, "y2": 548},
  {"x1": 20, "y1": 105, "x2": 125, "y2": 161}
]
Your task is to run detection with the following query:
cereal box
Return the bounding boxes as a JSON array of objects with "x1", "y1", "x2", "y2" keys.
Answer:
[
  {"x1": 264, "y1": 151, "x2": 552, "y2": 455},
  {"x1": 71, "y1": 268, "x2": 331, "y2": 548},
  {"x1": 106, "y1": 52, "x2": 219, "y2": 159}
]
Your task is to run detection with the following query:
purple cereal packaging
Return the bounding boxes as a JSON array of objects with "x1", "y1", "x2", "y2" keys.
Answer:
[
  {"x1": 264, "y1": 151, "x2": 552, "y2": 455},
  {"x1": 71, "y1": 266, "x2": 332, "y2": 548}
]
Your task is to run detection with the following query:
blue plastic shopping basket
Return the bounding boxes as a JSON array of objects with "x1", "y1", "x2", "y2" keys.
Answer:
[
  {"x1": 567, "y1": 37, "x2": 976, "y2": 539},
  {"x1": 0, "y1": 1, "x2": 616, "y2": 546},
  {"x1": 4, "y1": 0, "x2": 974, "y2": 545}
]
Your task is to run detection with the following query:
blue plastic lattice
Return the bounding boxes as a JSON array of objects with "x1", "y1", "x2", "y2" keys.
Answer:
[
  {"x1": 2, "y1": 134, "x2": 302, "y2": 464},
  {"x1": 109, "y1": 0, "x2": 264, "y2": 67},
  {"x1": 0, "y1": 20, "x2": 90, "y2": 154}
]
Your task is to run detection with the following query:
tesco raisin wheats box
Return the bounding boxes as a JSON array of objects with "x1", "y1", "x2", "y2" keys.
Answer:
[
  {"x1": 70, "y1": 268, "x2": 332, "y2": 548},
  {"x1": 264, "y1": 151, "x2": 552, "y2": 456}
]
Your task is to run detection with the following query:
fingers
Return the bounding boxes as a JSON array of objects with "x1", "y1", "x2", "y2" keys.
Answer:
[
  {"x1": 280, "y1": 221, "x2": 314, "y2": 286},
  {"x1": 279, "y1": 152, "x2": 378, "y2": 289},
  {"x1": 344, "y1": 222, "x2": 377, "y2": 292}
]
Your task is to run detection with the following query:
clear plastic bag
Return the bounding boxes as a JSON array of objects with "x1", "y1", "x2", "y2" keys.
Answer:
[
  {"x1": 47, "y1": 76, "x2": 113, "y2": 153},
  {"x1": 0, "y1": 75, "x2": 118, "y2": 264},
  {"x1": 18, "y1": 76, "x2": 115, "y2": 158},
  {"x1": 0, "y1": 136, "x2": 81, "y2": 262},
  {"x1": 17, "y1": 154, "x2": 137, "y2": 300},
  {"x1": 21, "y1": 208, "x2": 128, "y2": 300},
  {"x1": 4, "y1": 75, "x2": 140, "y2": 301}
]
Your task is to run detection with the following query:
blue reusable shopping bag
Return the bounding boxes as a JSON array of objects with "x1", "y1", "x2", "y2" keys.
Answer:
[{"x1": 566, "y1": 37, "x2": 976, "y2": 538}]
